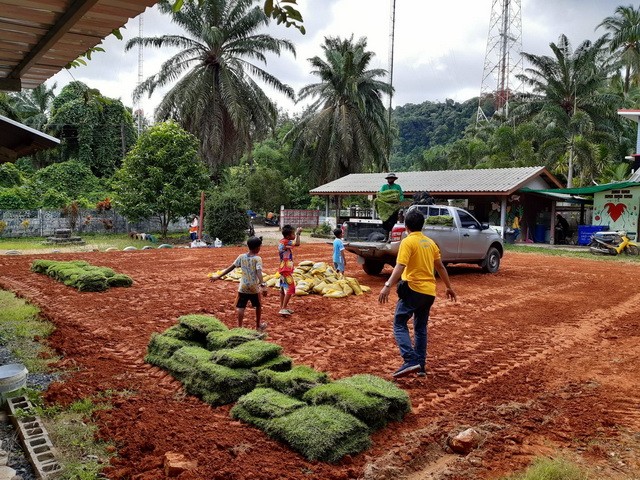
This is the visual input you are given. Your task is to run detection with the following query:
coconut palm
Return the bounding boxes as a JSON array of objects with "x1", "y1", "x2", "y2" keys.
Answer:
[
  {"x1": 597, "y1": 4, "x2": 640, "y2": 95},
  {"x1": 12, "y1": 82, "x2": 57, "y2": 131},
  {"x1": 286, "y1": 36, "x2": 393, "y2": 183},
  {"x1": 126, "y1": 0, "x2": 295, "y2": 171},
  {"x1": 515, "y1": 34, "x2": 622, "y2": 186}
]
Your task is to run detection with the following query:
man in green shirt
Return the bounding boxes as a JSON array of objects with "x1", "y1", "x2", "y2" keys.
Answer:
[{"x1": 379, "y1": 173, "x2": 404, "y2": 238}]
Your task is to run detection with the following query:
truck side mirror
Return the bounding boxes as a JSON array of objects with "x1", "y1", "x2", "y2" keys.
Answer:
[{"x1": 480, "y1": 223, "x2": 490, "y2": 230}]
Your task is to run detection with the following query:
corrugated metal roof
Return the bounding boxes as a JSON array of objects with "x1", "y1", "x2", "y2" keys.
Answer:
[
  {"x1": 310, "y1": 167, "x2": 561, "y2": 195},
  {"x1": 0, "y1": 0, "x2": 157, "y2": 91},
  {"x1": 0, "y1": 113, "x2": 60, "y2": 161}
]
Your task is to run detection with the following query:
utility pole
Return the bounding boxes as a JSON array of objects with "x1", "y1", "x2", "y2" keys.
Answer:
[
  {"x1": 477, "y1": 0, "x2": 523, "y2": 123},
  {"x1": 136, "y1": 14, "x2": 144, "y2": 135},
  {"x1": 386, "y1": 0, "x2": 396, "y2": 171}
]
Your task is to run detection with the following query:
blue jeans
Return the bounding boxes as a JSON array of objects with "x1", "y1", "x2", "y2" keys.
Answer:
[{"x1": 393, "y1": 286, "x2": 435, "y2": 366}]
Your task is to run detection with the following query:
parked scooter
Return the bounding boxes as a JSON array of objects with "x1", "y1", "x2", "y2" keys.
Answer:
[
  {"x1": 588, "y1": 230, "x2": 639, "y2": 256},
  {"x1": 264, "y1": 213, "x2": 279, "y2": 227}
]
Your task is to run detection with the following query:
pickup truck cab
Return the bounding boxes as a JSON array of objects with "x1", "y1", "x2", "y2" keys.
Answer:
[{"x1": 344, "y1": 204, "x2": 504, "y2": 275}]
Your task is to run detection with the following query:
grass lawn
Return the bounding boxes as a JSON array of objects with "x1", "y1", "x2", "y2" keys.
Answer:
[{"x1": 0, "y1": 232, "x2": 188, "y2": 252}]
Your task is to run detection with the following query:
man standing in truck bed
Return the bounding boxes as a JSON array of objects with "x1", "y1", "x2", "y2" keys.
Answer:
[{"x1": 377, "y1": 173, "x2": 404, "y2": 240}]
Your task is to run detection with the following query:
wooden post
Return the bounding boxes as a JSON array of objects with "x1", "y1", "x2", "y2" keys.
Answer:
[
  {"x1": 500, "y1": 197, "x2": 507, "y2": 239},
  {"x1": 198, "y1": 191, "x2": 205, "y2": 239}
]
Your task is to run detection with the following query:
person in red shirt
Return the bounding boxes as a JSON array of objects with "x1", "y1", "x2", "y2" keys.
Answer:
[{"x1": 278, "y1": 224, "x2": 302, "y2": 316}]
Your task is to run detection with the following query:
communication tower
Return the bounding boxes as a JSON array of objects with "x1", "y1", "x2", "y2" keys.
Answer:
[
  {"x1": 477, "y1": 0, "x2": 523, "y2": 123},
  {"x1": 135, "y1": 14, "x2": 144, "y2": 135}
]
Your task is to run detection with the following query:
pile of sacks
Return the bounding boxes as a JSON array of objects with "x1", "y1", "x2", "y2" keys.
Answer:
[{"x1": 210, "y1": 261, "x2": 371, "y2": 299}]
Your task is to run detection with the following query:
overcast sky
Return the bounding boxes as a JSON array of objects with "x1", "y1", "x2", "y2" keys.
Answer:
[{"x1": 50, "y1": 0, "x2": 622, "y2": 119}]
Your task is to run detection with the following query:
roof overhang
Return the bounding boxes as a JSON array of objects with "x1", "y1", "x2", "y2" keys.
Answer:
[
  {"x1": 0, "y1": 114, "x2": 60, "y2": 162},
  {"x1": 519, "y1": 187, "x2": 591, "y2": 205},
  {"x1": 0, "y1": 0, "x2": 157, "y2": 91}
]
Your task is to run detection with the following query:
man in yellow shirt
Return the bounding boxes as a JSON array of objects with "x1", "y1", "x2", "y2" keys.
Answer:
[{"x1": 378, "y1": 210, "x2": 457, "y2": 378}]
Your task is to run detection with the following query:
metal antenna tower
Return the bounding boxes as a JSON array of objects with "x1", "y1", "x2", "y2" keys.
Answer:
[
  {"x1": 477, "y1": 0, "x2": 523, "y2": 123},
  {"x1": 136, "y1": 14, "x2": 144, "y2": 135}
]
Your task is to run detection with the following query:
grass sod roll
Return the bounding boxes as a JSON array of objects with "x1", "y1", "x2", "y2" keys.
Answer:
[
  {"x1": 206, "y1": 328, "x2": 266, "y2": 350},
  {"x1": 145, "y1": 334, "x2": 198, "y2": 365},
  {"x1": 302, "y1": 383, "x2": 389, "y2": 429},
  {"x1": 228, "y1": 404, "x2": 272, "y2": 430},
  {"x1": 335, "y1": 374, "x2": 411, "y2": 422},
  {"x1": 165, "y1": 345, "x2": 214, "y2": 381},
  {"x1": 251, "y1": 355, "x2": 292, "y2": 373},
  {"x1": 106, "y1": 274, "x2": 133, "y2": 287},
  {"x1": 178, "y1": 314, "x2": 228, "y2": 342},
  {"x1": 258, "y1": 365, "x2": 330, "y2": 399},
  {"x1": 75, "y1": 272, "x2": 109, "y2": 292},
  {"x1": 30, "y1": 259, "x2": 58, "y2": 274},
  {"x1": 184, "y1": 362, "x2": 257, "y2": 405},
  {"x1": 94, "y1": 266, "x2": 117, "y2": 278},
  {"x1": 211, "y1": 340, "x2": 282, "y2": 368},
  {"x1": 266, "y1": 405, "x2": 371, "y2": 463},
  {"x1": 232, "y1": 388, "x2": 306, "y2": 419},
  {"x1": 162, "y1": 325, "x2": 193, "y2": 341}
]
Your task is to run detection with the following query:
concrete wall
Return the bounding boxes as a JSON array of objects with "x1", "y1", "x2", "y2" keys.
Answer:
[
  {"x1": 0, "y1": 209, "x2": 189, "y2": 238},
  {"x1": 593, "y1": 186, "x2": 640, "y2": 236}
]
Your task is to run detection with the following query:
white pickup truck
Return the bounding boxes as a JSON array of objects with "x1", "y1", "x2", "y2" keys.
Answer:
[{"x1": 343, "y1": 204, "x2": 504, "y2": 275}]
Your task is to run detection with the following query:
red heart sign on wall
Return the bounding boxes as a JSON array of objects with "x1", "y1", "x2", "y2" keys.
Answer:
[{"x1": 604, "y1": 202, "x2": 627, "y2": 222}]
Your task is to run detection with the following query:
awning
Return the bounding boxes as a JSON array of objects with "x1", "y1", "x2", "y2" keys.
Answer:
[
  {"x1": 523, "y1": 181, "x2": 640, "y2": 195},
  {"x1": 519, "y1": 187, "x2": 591, "y2": 205}
]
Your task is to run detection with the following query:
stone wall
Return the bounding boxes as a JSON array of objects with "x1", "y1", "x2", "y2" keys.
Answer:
[{"x1": 0, "y1": 209, "x2": 189, "y2": 238}]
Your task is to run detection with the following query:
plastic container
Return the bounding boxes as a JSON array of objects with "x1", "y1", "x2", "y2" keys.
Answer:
[
  {"x1": 577, "y1": 225, "x2": 609, "y2": 245},
  {"x1": 0, "y1": 364, "x2": 28, "y2": 402},
  {"x1": 214, "y1": 238, "x2": 222, "y2": 248}
]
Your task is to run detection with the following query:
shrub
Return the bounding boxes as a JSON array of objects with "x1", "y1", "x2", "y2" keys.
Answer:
[
  {"x1": 0, "y1": 220, "x2": 7, "y2": 236},
  {"x1": 204, "y1": 188, "x2": 248, "y2": 245},
  {"x1": 0, "y1": 163, "x2": 24, "y2": 187}
]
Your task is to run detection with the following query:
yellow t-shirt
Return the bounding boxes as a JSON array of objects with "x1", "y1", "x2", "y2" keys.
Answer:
[{"x1": 397, "y1": 231, "x2": 441, "y2": 296}]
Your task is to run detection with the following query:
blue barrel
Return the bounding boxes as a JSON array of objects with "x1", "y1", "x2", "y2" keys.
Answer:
[{"x1": 534, "y1": 224, "x2": 546, "y2": 243}]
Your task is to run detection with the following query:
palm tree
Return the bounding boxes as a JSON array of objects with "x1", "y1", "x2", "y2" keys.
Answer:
[
  {"x1": 127, "y1": 0, "x2": 295, "y2": 171},
  {"x1": 597, "y1": 5, "x2": 640, "y2": 95},
  {"x1": 12, "y1": 82, "x2": 57, "y2": 131},
  {"x1": 286, "y1": 36, "x2": 393, "y2": 183},
  {"x1": 515, "y1": 34, "x2": 622, "y2": 186}
]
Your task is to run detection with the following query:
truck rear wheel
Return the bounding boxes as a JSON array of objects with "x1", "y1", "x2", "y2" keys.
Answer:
[
  {"x1": 481, "y1": 247, "x2": 501, "y2": 273},
  {"x1": 363, "y1": 259, "x2": 384, "y2": 275}
]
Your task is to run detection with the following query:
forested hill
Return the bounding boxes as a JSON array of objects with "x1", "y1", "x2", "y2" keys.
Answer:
[{"x1": 390, "y1": 97, "x2": 483, "y2": 170}]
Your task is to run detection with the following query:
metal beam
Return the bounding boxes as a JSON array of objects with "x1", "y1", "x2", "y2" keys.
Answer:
[
  {"x1": 0, "y1": 77, "x2": 21, "y2": 91},
  {"x1": 8, "y1": 0, "x2": 101, "y2": 80}
]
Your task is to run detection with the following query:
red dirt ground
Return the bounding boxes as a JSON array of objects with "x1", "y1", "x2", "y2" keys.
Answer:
[{"x1": 1, "y1": 244, "x2": 639, "y2": 480}]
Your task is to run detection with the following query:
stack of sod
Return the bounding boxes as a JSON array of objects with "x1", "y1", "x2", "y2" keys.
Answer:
[
  {"x1": 30, "y1": 260, "x2": 133, "y2": 292},
  {"x1": 267, "y1": 405, "x2": 371, "y2": 463},
  {"x1": 211, "y1": 340, "x2": 282, "y2": 368},
  {"x1": 145, "y1": 333, "x2": 198, "y2": 370},
  {"x1": 257, "y1": 366, "x2": 330, "y2": 398},
  {"x1": 230, "y1": 387, "x2": 306, "y2": 429},
  {"x1": 302, "y1": 374, "x2": 411, "y2": 429},
  {"x1": 178, "y1": 314, "x2": 228, "y2": 343}
]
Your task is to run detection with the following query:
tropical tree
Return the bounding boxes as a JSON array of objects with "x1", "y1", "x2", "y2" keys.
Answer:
[
  {"x1": 114, "y1": 121, "x2": 210, "y2": 238},
  {"x1": 597, "y1": 4, "x2": 640, "y2": 95},
  {"x1": 127, "y1": 0, "x2": 295, "y2": 172},
  {"x1": 12, "y1": 82, "x2": 56, "y2": 131},
  {"x1": 515, "y1": 34, "x2": 622, "y2": 186},
  {"x1": 286, "y1": 36, "x2": 393, "y2": 183}
]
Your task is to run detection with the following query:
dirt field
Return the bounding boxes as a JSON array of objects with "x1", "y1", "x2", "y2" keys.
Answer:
[{"x1": 0, "y1": 243, "x2": 639, "y2": 480}]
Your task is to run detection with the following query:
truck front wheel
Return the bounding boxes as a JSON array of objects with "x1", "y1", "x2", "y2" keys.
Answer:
[
  {"x1": 481, "y1": 247, "x2": 501, "y2": 273},
  {"x1": 363, "y1": 259, "x2": 384, "y2": 275}
]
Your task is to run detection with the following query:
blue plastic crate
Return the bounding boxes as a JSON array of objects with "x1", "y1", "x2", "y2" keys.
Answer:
[{"x1": 577, "y1": 225, "x2": 609, "y2": 245}]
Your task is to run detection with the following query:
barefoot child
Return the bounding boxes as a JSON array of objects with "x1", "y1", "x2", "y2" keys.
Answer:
[
  {"x1": 278, "y1": 224, "x2": 302, "y2": 316},
  {"x1": 210, "y1": 236, "x2": 267, "y2": 331},
  {"x1": 332, "y1": 227, "x2": 347, "y2": 276}
]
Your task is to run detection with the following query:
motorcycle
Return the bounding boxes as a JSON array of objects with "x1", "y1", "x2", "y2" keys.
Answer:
[
  {"x1": 588, "y1": 230, "x2": 639, "y2": 256},
  {"x1": 264, "y1": 214, "x2": 279, "y2": 227}
]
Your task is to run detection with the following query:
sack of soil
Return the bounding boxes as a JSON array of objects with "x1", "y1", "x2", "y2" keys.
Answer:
[
  {"x1": 334, "y1": 374, "x2": 411, "y2": 422},
  {"x1": 206, "y1": 328, "x2": 265, "y2": 350},
  {"x1": 258, "y1": 365, "x2": 330, "y2": 399},
  {"x1": 266, "y1": 405, "x2": 371, "y2": 463},
  {"x1": 211, "y1": 340, "x2": 281, "y2": 368}
]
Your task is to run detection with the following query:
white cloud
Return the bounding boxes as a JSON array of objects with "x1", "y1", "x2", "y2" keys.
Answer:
[{"x1": 49, "y1": 0, "x2": 620, "y2": 117}]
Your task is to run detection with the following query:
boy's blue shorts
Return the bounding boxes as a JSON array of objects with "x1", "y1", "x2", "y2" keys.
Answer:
[{"x1": 333, "y1": 261, "x2": 344, "y2": 273}]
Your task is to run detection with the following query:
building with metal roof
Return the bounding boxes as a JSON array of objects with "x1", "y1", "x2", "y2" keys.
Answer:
[
  {"x1": 0, "y1": 114, "x2": 60, "y2": 162},
  {"x1": 0, "y1": 0, "x2": 156, "y2": 91}
]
